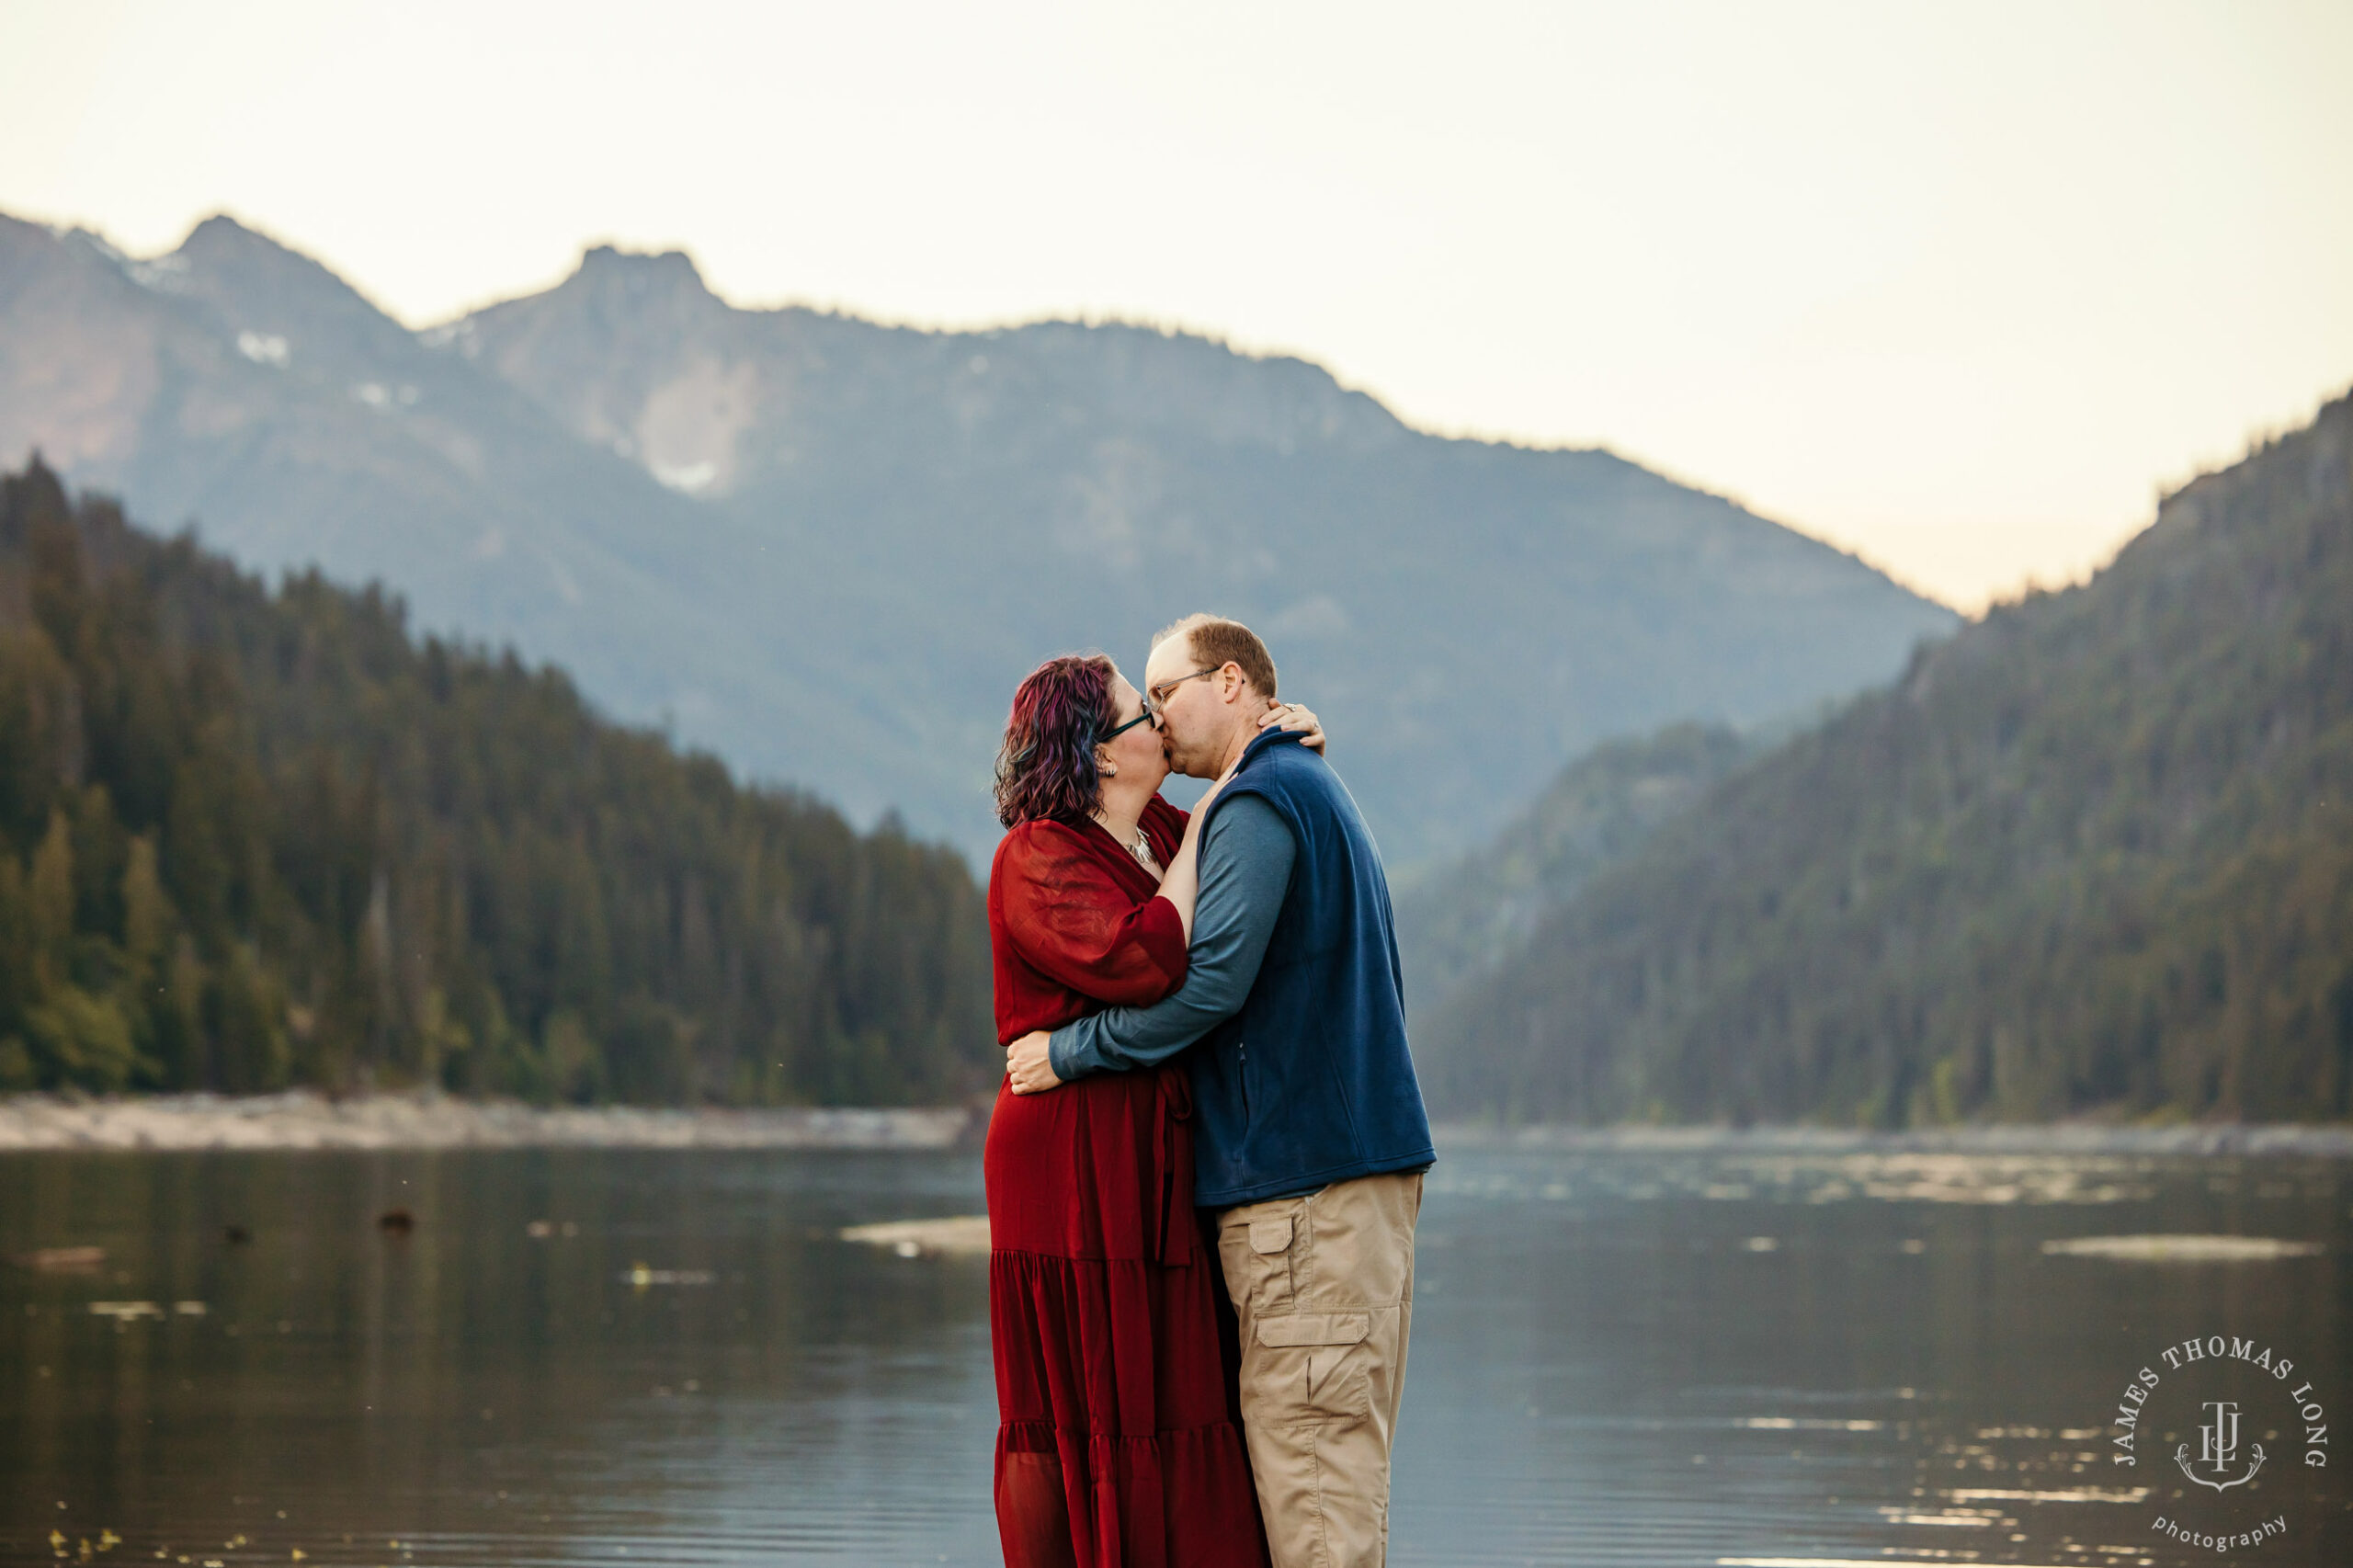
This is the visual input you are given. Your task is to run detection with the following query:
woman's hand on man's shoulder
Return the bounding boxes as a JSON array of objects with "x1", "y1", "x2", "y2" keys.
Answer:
[{"x1": 1259, "y1": 699, "x2": 1324, "y2": 753}]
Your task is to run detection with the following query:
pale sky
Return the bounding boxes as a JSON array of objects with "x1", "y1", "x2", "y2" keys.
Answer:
[{"x1": 5, "y1": 0, "x2": 2347, "y2": 612}]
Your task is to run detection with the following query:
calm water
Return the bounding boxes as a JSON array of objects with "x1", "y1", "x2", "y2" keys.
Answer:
[{"x1": 2, "y1": 1143, "x2": 2347, "y2": 1566}]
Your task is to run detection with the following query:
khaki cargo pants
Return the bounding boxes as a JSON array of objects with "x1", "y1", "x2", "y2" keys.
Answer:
[{"x1": 1216, "y1": 1170, "x2": 1423, "y2": 1568}]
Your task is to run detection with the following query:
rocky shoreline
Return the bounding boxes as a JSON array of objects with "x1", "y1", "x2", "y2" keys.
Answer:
[
  {"x1": 1431, "y1": 1119, "x2": 2353, "y2": 1157},
  {"x1": 2, "y1": 1094, "x2": 2345, "y2": 1157},
  {"x1": 0, "y1": 1091, "x2": 969, "y2": 1152}
]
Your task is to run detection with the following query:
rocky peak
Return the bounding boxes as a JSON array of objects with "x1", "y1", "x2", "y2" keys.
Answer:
[
  {"x1": 563, "y1": 244, "x2": 722, "y2": 317},
  {"x1": 578, "y1": 243, "x2": 707, "y2": 282},
  {"x1": 175, "y1": 213, "x2": 347, "y2": 291},
  {"x1": 165, "y1": 213, "x2": 415, "y2": 364}
]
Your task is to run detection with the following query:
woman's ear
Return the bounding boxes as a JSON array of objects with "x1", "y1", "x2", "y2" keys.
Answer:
[{"x1": 1096, "y1": 747, "x2": 1118, "y2": 778}]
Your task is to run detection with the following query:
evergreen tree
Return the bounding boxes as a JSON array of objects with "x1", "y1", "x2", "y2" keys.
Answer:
[{"x1": 0, "y1": 462, "x2": 993, "y2": 1104}]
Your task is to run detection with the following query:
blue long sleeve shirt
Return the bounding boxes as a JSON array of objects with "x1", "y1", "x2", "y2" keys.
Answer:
[{"x1": 1046, "y1": 794, "x2": 1296, "y2": 1080}]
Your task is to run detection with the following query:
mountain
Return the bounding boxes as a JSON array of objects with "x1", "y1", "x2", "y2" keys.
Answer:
[
  {"x1": 0, "y1": 212, "x2": 1958, "y2": 862},
  {"x1": 1392, "y1": 721, "x2": 1754, "y2": 1017},
  {"x1": 452, "y1": 245, "x2": 1957, "y2": 863},
  {"x1": 0, "y1": 460, "x2": 989, "y2": 1103},
  {"x1": 0, "y1": 216, "x2": 806, "y2": 778},
  {"x1": 1419, "y1": 392, "x2": 2353, "y2": 1127}
]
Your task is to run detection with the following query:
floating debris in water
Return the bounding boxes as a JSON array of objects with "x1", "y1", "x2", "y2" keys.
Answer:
[
  {"x1": 2040, "y1": 1233, "x2": 2323, "y2": 1262},
  {"x1": 622, "y1": 1263, "x2": 715, "y2": 1287},
  {"x1": 839, "y1": 1216, "x2": 991, "y2": 1256},
  {"x1": 1875, "y1": 1507, "x2": 1993, "y2": 1526},
  {"x1": 222, "y1": 1225, "x2": 251, "y2": 1245},
  {"x1": 378, "y1": 1207, "x2": 415, "y2": 1234},
  {"x1": 11, "y1": 1245, "x2": 105, "y2": 1272},
  {"x1": 1946, "y1": 1484, "x2": 2149, "y2": 1504},
  {"x1": 89, "y1": 1301, "x2": 165, "y2": 1321},
  {"x1": 1716, "y1": 1560, "x2": 2084, "y2": 1567}
]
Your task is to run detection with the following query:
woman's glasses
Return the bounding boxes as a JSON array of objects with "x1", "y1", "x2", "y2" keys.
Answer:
[
  {"x1": 1097, "y1": 709, "x2": 1155, "y2": 744},
  {"x1": 1101, "y1": 664, "x2": 1223, "y2": 744}
]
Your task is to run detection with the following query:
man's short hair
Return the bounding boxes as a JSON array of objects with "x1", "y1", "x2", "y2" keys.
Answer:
[{"x1": 1154, "y1": 613, "x2": 1278, "y2": 701}]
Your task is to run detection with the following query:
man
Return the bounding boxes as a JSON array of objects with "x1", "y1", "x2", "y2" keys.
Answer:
[{"x1": 1006, "y1": 612, "x2": 1434, "y2": 1568}]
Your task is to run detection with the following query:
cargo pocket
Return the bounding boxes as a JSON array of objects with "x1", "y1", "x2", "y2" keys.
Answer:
[
  {"x1": 1224, "y1": 1212, "x2": 1296, "y2": 1314},
  {"x1": 1249, "y1": 1216, "x2": 1292, "y2": 1255},
  {"x1": 1257, "y1": 1312, "x2": 1372, "y2": 1421}
]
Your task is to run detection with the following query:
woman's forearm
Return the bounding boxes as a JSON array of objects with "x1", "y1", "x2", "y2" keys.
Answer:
[
  {"x1": 1155, "y1": 826, "x2": 1205, "y2": 940},
  {"x1": 1154, "y1": 773, "x2": 1233, "y2": 940}
]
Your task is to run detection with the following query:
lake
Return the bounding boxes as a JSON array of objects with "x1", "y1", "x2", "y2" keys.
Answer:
[{"x1": 2, "y1": 1142, "x2": 2346, "y2": 1566}]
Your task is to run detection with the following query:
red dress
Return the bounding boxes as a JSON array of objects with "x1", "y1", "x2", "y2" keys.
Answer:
[{"x1": 985, "y1": 795, "x2": 1270, "y2": 1568}]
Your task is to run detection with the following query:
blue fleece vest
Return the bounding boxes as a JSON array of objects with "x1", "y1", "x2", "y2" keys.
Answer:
[{"x1": 1187, "y1": 728, "x2": 1435, "y2": 1209}]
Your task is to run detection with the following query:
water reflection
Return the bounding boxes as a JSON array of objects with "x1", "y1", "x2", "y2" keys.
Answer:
[{"x1": 2, "y1": 1146, "x2": 2344, "y2": 1565}]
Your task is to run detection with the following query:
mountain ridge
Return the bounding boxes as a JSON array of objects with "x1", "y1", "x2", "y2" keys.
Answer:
[
  {"x1": 2, "y1": 210, "x2": 1958, "y2": 862},
  {"x1": 1392, "y1": 721, "x2": 1758, "y2": 1020}
]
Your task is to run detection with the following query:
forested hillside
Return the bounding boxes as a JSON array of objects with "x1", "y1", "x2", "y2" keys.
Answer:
[
  {"x1": 1392, "y1": 722, "x2": 1752, "y2": 1018},
  {"x1": 0, "y1": 463, "x2": 990, "y2": 1103},
  {"x1": 1421, "y1": 392, "x2": 2353, "y2": 1127}
]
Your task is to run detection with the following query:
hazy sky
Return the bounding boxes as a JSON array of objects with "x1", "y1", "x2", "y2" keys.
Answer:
[{"x1": 6, "y1": 0, "x2": 2347, "y2": 611}]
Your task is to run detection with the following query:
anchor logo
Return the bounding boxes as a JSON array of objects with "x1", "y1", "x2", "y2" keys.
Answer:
[{"x1": 2176, "y1": 1400, "x2": 2266, "y2": 1492}]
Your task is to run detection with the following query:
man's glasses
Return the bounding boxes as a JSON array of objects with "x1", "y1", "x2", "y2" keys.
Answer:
[{"x1": 1142, "y1": 666, "x2": 1222, "y2": 715}]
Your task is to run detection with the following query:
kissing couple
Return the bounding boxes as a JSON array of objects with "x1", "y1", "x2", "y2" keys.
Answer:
[{"x1": 984, "y1": 613, "x2": 1434, "y2": 1568}]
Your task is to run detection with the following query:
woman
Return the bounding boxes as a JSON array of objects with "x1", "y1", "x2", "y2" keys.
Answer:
[{"x1": 985, "y1": 653, "x2": 1316, "y2": 1568}]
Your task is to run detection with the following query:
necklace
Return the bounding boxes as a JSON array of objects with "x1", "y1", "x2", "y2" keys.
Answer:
[
  {"x1": 1101, "y1": 818, "x2": 1158, "y2": 873},
  {"x1": 1094, "y1": 812, "x2": 1161, "y2": 873}
]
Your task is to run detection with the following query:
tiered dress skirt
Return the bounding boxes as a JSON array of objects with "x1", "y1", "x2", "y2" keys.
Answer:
[{"x1": 984, "y1": 1065, "x2": 1269, "y2": 1568}]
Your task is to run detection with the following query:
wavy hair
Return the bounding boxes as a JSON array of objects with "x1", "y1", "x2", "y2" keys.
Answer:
[{"x1": 995, "y1": 653, "x2": 1120, "y2": 828}]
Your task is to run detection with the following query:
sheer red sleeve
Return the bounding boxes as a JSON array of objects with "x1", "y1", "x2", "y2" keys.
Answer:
[{"x1": 997, "y1": 825, "x2": 1188, "y2": 1009}]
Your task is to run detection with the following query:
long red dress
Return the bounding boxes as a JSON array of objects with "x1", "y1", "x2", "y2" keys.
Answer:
[{"x1": 985, "y1": 795, "x2": 1270, "y2": 1568}]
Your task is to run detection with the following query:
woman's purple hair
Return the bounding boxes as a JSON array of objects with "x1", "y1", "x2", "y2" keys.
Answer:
[{"x1": 995, "y1": 654, "x2": 1119, "y2": 827}]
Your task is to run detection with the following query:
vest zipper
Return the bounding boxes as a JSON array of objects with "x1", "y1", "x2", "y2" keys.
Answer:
[{"x1": 1238, "y1": 1040, "x2": 1249, "y2": 1120}]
